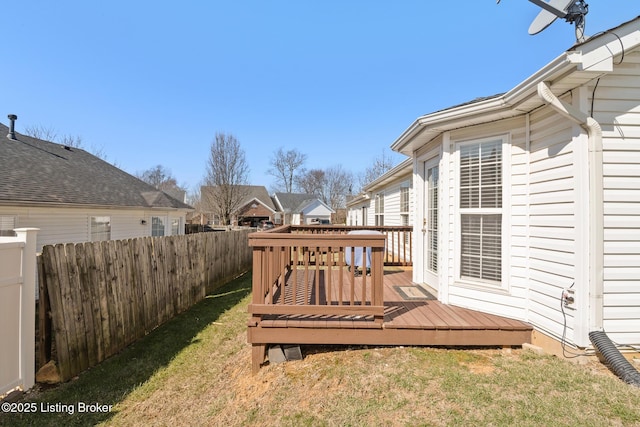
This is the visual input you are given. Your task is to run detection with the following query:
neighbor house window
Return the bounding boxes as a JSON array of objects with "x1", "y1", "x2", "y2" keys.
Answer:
[
  {"x1": 90, "y1": 216, "x2": 111, "y2": 241},
  {"x1": 375, "y1": 193, "x2": 384, "y2": 226},
  {"x1": 459, "y1": 139, "x2": 503, "y2": 283},
  {"x1": 171, "y1": 218, "x2": 181, "y2": 235},
  {"x1": 0, "y1": 216, "x2": 16, "y2": 237},
  {"x1": 152, "y1": 216, "x2": 165, "y2": 237}
]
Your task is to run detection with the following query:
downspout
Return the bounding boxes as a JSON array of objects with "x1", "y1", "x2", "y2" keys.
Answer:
[{"x1": 536, "y1": 81, "x2": 604, "y2": 333}]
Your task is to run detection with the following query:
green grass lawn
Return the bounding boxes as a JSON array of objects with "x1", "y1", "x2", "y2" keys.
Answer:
[{"x1": 2, "y1": 271, "x2": 640, "y2": 426}]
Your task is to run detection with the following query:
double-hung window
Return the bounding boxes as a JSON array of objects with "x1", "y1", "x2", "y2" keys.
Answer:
[
  {"x1": 374, "y1": 193, "x2": 384, "y2": 226},
  {"x1": 459, "y1": 138, "x2": 503, "y2": 284},
  {"x1": 171, "y1": 218, "x2": 181, "y2": 235},
  {"x1": 0, "y1": 216, "x2": 16, "y2": 237},
  {"x1": 400, "y1": 184, "x2": 411, "y2": 244},
  {"x1": 90, "y1": 216, "x2": 111, "y2": 241},
  {"x1": 152, "y1": 216, "x2": 166, "y2": 237}
]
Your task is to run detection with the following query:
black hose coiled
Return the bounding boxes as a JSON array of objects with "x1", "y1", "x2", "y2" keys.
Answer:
[{"x1": 589, "y1": 330, "x2": 640, "y2": 387}]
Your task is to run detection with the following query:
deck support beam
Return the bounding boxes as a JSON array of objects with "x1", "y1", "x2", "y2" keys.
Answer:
[{"x1": 251, "y1": 344, "x2": 266, "y2": 375}]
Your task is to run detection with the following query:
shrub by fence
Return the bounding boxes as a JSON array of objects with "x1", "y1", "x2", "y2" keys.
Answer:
[{"x1": 38, "y1": 229, "x2": 252, "y2": 382}]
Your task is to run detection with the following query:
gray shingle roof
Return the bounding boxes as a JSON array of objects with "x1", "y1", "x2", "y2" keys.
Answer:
[
  {"x1": 239, "y1": 185, "x2": 277, "y2": 210},
  {"x1": 274, "y1": 192, "x2": 321, "y2": 212},
  {"x1": 200, "y1": 185, "x2": 277, "y2": 211},
  {"x1": 0, "y1": 122, "x2": 192, "y2": 210}
]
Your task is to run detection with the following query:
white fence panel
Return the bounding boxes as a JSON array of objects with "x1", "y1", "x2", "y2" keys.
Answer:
[{"x1": 0, "y1": 228, "x2": 38, "y2": 396}]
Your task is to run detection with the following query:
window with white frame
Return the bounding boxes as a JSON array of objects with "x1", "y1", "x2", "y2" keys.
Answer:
[
  {"x1": 400, "y1": 185, "x2": 411, "y2": 244},
  {"x1": 426, "y1": 165, "x2": 439, "y2": 273},
  {"x1": 459, "y1": 138, "x2": 503, "y2": 283},
  {"x1": 374, "y1": 193, "x2": 384, "y2": 226},
  {"x1": 90, "y1": 216, "x2": 111, "y2": 241},
  {"x1": 152, "y1": 216, "x2": 166, "y2": 237},
  {"x1": 400, "y1": 185, "x2": 410, "y2": 214},
  {"x1": 0, "y1": 216, "x2": 16, "y2": 237},
  {"x1": 171, "y1": 218, "x2": 181, "y2": 235}
]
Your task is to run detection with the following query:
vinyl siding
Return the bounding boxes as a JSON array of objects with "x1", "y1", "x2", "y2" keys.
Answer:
[
  {"x1": 301, "y1": 201, "x2": 332, "y2": 224},
  {"x1": 526, "y1": 102, "x2": 578, "y2": 342},
  {"x1": 445, "y1": 118, "x2": 529, "y2": 321},
  {"x1": 377, "y1": 179, "x2": 412, "y2": 227},
  {"x1": 598, "y1": 49, "x2": 640, "y2": 344},
  {"x1": 1, "y1": 205, "x2": 186, "y2": 252},
  {"x1": 358, "y1": 172, "x2": 413, "y2": 228}
]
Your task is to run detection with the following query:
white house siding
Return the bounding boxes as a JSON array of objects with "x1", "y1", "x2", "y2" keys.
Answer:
[
  {"x1": 346, "y1": 198, "x2": 368, "y2": 226},
  {"x1": 301, "y1": 200, "x2": 333, "y2": 224},
  {"x1": 525, "y1": 101, "x2": 582, "y2": 344},
  {"x1": 599, "y1": 49, "x2": 640, "y2": 345},
  {"x1": 443, "y1": 118, "x2": 530, "y2": 322},
  {"x1": 1, "y1": 206, "x2": 186, "y2": 252}
]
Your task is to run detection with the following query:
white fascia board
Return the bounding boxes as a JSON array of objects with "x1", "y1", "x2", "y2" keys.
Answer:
[
  {"x1": 346, "y1": 193, "x2": 370, "y2": 208},
  {"x1": 390, "y1": 17, "x2": 640, "y2": 157},
  {"x1": 245, "y1": 197, "x2": 276, "y2": 214},
  {"x1": 299, "y1": 198, "x2": 334, "y2": 214},
  {"x1": 391, "y1": 53, "x2": 580, "y2": 156},
  {"x1": 390, "y1": 96, "x2": 512, "y2": 155},
  {"x1": 504, "y1": 52, "x2": 580, "y2": 105},
  {"x1": 271, "y1": 194, "x2": 284, "y2": 212},
  {"x1": 363, "y1": 158, "x2": 413, "y2": 192}
]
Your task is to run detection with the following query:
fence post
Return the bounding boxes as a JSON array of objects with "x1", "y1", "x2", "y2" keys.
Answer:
[{"x1": 15, "y1": 228, "x2": 39, "y2": 392}]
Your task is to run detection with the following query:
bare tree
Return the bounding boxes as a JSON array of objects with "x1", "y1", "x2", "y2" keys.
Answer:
[
  {"x1": 295, "y1": 166, "x2": 353, "y2": 210},
  {"x1": 23, "y1": 124, "x2": 59, "y2": 142},
  {"x1": 358, "y1": 149, "x2": 396, "y2": 192},
  {"x1": 23, "y1": 124, "x2": 114, "y2": 164},
  {"x1": 268, "y1": 148, "x2": 307, "y2": 193},
  {"x1": 295, "y1": 169, "x2": 325, "y2": 196},
  {"x1": 202, "y1": 132, "x2": 250, "y2": 225},
  {"x1": 324, "y1": 165, "x2": 353, "y2": 210},
  {"x1": 137, "y1": 164, "x2": 187, "y2": 202}
]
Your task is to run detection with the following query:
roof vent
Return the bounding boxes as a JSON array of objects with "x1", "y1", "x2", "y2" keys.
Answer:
[{"x1": 7, "y1": 114, "x2": 17, "y2": 140}]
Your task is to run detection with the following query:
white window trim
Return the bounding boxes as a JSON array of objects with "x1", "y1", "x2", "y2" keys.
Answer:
[
  {"x1": 453, "y1": 134, "x2": 511, "y2": 291},
  {"x1": 374, "y1": 192, "x2": 385, "y2": 226},
  {"x1": 0, "y1": 215, "x2": 17, "y2": 236},
  {"x1": 400, "y1": 184, "x2": 411, "y2": 215},
  {"x1": 89, "y1": 215, "x2": 111, "y2": 242},
  {"x1": 151, "y1": 216, "x2": 167, "y2": 237},
  {"x1": 170, "y1": 217, "x2": 183, "y2": 236}
]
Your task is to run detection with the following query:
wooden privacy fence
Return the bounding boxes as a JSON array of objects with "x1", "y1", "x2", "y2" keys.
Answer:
[{"x1": 38, "y1": 229, "x2": 252, "y2": 382}]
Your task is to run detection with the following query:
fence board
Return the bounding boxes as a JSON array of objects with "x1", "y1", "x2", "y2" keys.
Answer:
[{"x1": 38, "y1": 230, "x2": 252, "y2": 382}]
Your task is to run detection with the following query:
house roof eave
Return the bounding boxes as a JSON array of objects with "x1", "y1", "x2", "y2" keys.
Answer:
[
  {"x1": 241, "y1": 197, "x2": 277, "y2": 214},
  {"x1": 346, "y1": 193, "x2": 370, "y2": 208},
  {"x1": 0, "y1": 200, "x2": 194, "y2": 212},
  {"x1": 363, "y1": 158, "x2": 413, "y2": 192},
  {"x1": 390, "y1": 51, "x2": 584, "y2": 156}
]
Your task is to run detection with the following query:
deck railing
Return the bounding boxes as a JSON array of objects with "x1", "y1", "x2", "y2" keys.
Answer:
[
  {"x1": 248, "y1": 226, "x2": 389, "y2": 325},
  {"x1": 289, "y1": 225, "x2": 412, "y2": 266}
]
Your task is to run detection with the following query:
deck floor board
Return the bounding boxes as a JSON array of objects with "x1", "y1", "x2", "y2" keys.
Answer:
[{"x1": 250, "y1": 267, "x2": 533, "y2": 347}]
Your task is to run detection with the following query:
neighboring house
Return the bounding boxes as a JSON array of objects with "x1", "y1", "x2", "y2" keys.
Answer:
[
  {"x1": 272, "y1": 193, "x2": 334, "y2": 225},
  {"x1": 345, "y1": 193, "x2": 369, "y2": 226},
  {"x1": 201, "y1": 185, "x2": 276, "y2": 227},
  {"x1": 0, "y1": 117, "x2": 193, "y2": 252},
  {"x1": 346, "y1": 158, "x2": 413, "y2": 228},
  {"x1": 390, "y1": 17, "x2": 640, "y2": 353}
]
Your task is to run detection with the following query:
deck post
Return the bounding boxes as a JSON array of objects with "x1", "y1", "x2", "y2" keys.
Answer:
[{"x1": 252, "y1": 344, "x2": 266, "y2": 374}]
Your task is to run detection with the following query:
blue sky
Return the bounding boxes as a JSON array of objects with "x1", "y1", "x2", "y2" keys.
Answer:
[{"x1": 2, "y1": 1, "x2": 635, "y2": 193}]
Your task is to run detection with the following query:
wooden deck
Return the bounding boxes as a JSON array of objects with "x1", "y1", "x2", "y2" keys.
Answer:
[{"x1": 248, "y1": 267, "x2": 533, "y2": 371}]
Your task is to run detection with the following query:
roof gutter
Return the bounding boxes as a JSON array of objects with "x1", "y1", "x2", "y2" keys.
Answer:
[
  {"x1": 363, "y1": 158, "x2": 413, "y2": 192},
  {"x1": 391, "y1": 53, "x2": 580, "y2": 155},
  {"x1": 536, "y1": 81, "x2": 604, "y2": 333}
]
